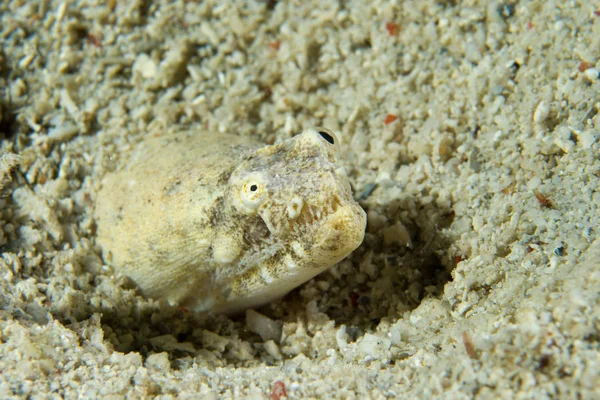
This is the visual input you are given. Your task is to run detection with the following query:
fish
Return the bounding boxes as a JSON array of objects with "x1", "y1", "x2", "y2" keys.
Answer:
[{"x1": 94, "y1": 127, "x2": 366, "y2": 313}]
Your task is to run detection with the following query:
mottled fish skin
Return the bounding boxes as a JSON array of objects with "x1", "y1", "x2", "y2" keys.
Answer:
[{"x1": 94, "y1": 128, "x2": 366, "y2": 313}]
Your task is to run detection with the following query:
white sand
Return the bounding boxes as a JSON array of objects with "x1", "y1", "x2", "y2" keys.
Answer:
[{"x1": 1, "y1": 0, "x2": 599, "y2": 398}]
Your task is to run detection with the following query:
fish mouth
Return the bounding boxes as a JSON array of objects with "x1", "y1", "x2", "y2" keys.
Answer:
[
  {"x1": 259, "y1": 193, "x2": 366, "y2": 257},
  {"x1": 289, "y1": 195, "x2": 366, "y2": 261},
  {"x1": 289, "y1": 195, "x2": 344, "y2": 235}
]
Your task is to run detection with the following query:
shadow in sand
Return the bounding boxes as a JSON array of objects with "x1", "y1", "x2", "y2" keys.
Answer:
[{"x1": 261, "y1": 186, "x2": 457, "y2": 334}]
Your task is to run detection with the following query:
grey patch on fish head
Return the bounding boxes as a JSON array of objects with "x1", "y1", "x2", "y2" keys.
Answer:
[{"x1": 215, "y1": 128, "x2": 367, "y2": 312}]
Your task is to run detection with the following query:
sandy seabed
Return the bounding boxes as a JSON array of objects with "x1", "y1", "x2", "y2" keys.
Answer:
[{"x1": 1, "y1": 0, "x2": 599, "y2": 398}]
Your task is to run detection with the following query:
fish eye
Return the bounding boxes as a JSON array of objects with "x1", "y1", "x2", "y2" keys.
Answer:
[
  {"x1": 240, "y1": 180, "x2": 265, "y2": 210},
  {"x1": 318, "y1": 130, "x2": 336, "y2": 145},
  {"x1": 313, "y1": 128, "x2": 340, "y2": 149}
]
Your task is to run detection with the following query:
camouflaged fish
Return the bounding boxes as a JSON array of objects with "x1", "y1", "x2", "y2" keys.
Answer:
[{"x1": 94, "y1": 128, "x2": 366, "y2": 313}]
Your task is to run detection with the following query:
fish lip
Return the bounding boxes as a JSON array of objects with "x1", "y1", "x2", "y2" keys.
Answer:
[
  {"x1": 290, "y1": 198, "x2": 366, "y2": 252},
  {"x1": 318, "y1": 205, "x2": 366, "y2": 245}
]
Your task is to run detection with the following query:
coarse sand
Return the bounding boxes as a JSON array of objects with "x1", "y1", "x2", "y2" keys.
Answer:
[{"x1": 1, "y1": 0, "x2": 599, "y2": 398}]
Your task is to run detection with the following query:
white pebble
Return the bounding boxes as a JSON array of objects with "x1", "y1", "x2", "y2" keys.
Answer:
[
  {"x1": 533, "y1": 100, "x2": 550, "y2": 124},
  {"x1": 133, "y1": 54, "x2": 157, "y2": 79},
  {"x1": 578, "y1": 130, "x2": 599, "y2": 149},
  {"x1": 246, "y1": 309, "x2": 282, "y2": 343},
  {"x1": 263, "y1": 340, "x2": 282, "y2": 360},
  {"x1": 583, "y1": 68, "x2": 599, "y2": 81}
]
